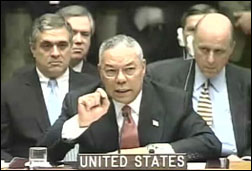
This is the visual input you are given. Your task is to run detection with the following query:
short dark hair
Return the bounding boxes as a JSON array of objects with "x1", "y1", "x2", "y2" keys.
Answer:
[
  {"x1": 181, "y1": 4, "x2": 218, "y2": 28},
  {"x1": 56, "y1": 5, "x2": 95, "y2": 35}
]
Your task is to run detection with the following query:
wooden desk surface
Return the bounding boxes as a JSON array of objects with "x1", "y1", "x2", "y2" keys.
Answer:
[{"x1": 229, "y1": 161, "x2": 251, "y2": 170}]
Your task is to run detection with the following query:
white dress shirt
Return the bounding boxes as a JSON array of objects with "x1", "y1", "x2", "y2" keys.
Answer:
[
  {"x1": 36, "y1": 67, "x2": 69, "y2": 125},
  {"x1": 193, "y1": 64, "x2": 237, "y2": 156},
  {"x1": 72, "y1": 60, "x2": 83, "y2": 73}
]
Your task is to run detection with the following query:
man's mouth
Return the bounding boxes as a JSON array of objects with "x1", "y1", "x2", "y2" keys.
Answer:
[
  {"x1": 72, "y1": 48, "x2": 83, "y2": 53},
  {"x1": 115, "y1": 89, "x2": 131, "y2": 94},
  {"x1": 49, "y1": 61, "x2": 62, "y2": 65}
]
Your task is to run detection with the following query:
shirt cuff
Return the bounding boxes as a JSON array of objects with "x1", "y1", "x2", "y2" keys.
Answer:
[
  {"x1": 62, "y1": 114, "x2": 88, "y2": 142},
  {"x1": 146, "y1": 143, "x2": 175, "y2": 154}
]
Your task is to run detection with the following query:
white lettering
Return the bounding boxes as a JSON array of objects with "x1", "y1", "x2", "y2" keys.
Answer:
[
  {"x1": 151, "y1": 155, "x2": 160, "y2": 167},
  {"x1": 111, "y1": 156, "x2": 118, "y2": 167},
  {"x1": 177, "y1": 156, "x2": 185, "y2": 168},
  {"x1": 134, "y1": 155, "x2": 142, "y2": 168},
  {"x1": 120, "y1": 155, "x2": 128, "y2": 167},
  {"x1": 159, "y1": 155, "x2": 168, "y2": 167},
  {"x1": 89, "y1": 156, "x2": 97, "y2": 167},
  {"x1": 80, "y1": 156, "x2": 87, "y2": 167},
  {"x1": 168, "y1": 155, "x2": 176, "y2": 168},
  {"x1": 103, "y1": 155, "x2": 110, "y2": 167},
  {"x1": 142, "y1": 155, "x2": 151, "y2": 167}
]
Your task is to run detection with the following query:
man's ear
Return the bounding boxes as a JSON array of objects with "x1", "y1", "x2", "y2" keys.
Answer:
[
  {"x1": 177, "y1": 27, "x2": 186, "y2": 47},
  {"x1": 141, "y1": 58, "x2": 146, "y2": 74},
  {"x1": 230, "y1": 40, "x2": 236, "y2": 56},
  {"x1": 97, "y1": 64, "x2": 102, "y2": 78},
  {"x1": 30, "y1": 45, "x2": 36, "y2": 59}
]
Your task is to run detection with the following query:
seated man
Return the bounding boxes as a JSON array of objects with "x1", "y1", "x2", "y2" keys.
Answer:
[
  {"x1": 148, "y1": 13, "x2": 251, "y2": 159},
  {"x1": 40, "y1": 34, "x2": 221, "y2": 162}
]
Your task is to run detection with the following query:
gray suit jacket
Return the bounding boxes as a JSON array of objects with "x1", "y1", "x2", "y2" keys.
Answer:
[
  {"x1": 147, "y1": 58, "x2": 251, "y2": 157},
  {"x1": 40, "y1": 78, "x2": 221, "y2": 162},
  {"x1": 1, "y1": 66, "x2": 100, "y2": 161}
]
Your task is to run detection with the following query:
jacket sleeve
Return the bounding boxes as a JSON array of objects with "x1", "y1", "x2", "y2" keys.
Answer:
[{"x1": 170, "y1": 93, "x2": 221, "y2": 161}]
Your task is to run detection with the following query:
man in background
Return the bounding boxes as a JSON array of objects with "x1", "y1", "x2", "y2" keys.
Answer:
[
  {"x1": 1, "y1": 13, "x2": 99, "y2": 161},
  {"x1": 57, "y1": 5, "x2": 98, "y2": 76},
  {"x1": 148, "y1": 13, "x2": 251, "y2": 159}
]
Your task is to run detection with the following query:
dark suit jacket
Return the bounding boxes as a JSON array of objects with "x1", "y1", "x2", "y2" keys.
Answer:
[
  {"x1": 147, "y1": 58, "x2": 251, "y2": 157},
  {"x1": 40, "y1": 78, "x2": 221, "y2": 162},
  {"x1": 1, "y1": 66, "x2": 100, "y2": 161},
  {"x1": 81, "y1": 61, "x2": 99, "y2": 77}
]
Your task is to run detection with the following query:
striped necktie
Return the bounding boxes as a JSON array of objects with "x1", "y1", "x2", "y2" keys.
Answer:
[
  {"x1": 120, "y1": 105, "x2": 140, "y2": 149},
  {"x1": 197, "y1": 80, "x2": 213, "y2": 126}
]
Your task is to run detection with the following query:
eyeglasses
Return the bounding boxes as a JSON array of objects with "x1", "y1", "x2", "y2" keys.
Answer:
[{"x1": 102, "y1": 67, "x2": 137, "y2": 78}]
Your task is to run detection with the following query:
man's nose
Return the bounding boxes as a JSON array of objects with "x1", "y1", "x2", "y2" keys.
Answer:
[
  {"x1": 207, "y1": 51, "x2": 215, "y2": 64},
  {"x1": 51, "y1": 45, "x2": 60, "y2": 58},
  {"x1": 116, "y1": 70, "x2": 127, "y2": 84},
  {"x1": 74, "y1": 32, "x2": 84, "y2": 44}
]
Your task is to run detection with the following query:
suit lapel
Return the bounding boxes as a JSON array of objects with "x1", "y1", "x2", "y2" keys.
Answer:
[
  {"x1": 138, "y1": 79, "x2": 165, "y2": 146},
  {"x1": 24, "y1": 68, "x2": 50, "y2": 132},
  {"x1": 69, "y1": 69, "x2": 81, "y2": 90},
  {"x1": 90, "y1": 103, "x2": 119, "y2": 152},
  {"x1": 173, "y1": 60, "x2": 195, "y2": 98}
]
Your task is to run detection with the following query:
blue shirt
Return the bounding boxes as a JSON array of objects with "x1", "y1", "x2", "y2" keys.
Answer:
[{"x1": 193, "y1": 64, "x2": 237, "y2": 156}]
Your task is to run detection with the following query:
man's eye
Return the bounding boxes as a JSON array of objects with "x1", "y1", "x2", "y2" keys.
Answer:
[
  {"x1": 57, "y1": 42, "x2": 69, "y2": 50},
  {"x1": 81, "y1": 32, "x2": 91, "y2": 37},
  {"x1": 200, "y1": 47, "x2": 209, "y2": 53},
  {"x1": 215, "y1": 49, "x2": 224, "y2": 54},
  {"x1": 125, "y1": 68, "x2": 136, "y2": 75},
  {"x1": 41, "y1": 43, "x2": 52, "y2": 50},
  {"x1": 105, "y1": 69, "x2": 117, "y2": 76}
]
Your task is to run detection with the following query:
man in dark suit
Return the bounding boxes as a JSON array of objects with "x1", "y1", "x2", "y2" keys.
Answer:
[
  {"x1": 1, "y1": 13, "x2": 99, "y2": 161},
  {"x1": 148, "y1": 13, "x2": 251, "y2": 159},
  {"x1": 40, "y1": 34, "x2": 221, "y2": 162},
  {"x1": 57, "y1": 5, "x2": 98, "y2": 77}
]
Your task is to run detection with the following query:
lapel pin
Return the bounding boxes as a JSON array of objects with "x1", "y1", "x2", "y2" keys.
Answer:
[{"x1": 152, "y1": 120, "x2": 159, "y2": 127}]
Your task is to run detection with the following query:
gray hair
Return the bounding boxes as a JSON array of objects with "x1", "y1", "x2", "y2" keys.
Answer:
[
  {"x1": 56, "y1": 5, "x2": 95, "y2": 35},
  {"x1": 30, "y1": 13, "x2": 73, "y2": 48},
  {"x1": 181, "y1": 4, "x2": 218, "y2": 28},
  {"x1": 98, "y1": 34, "x2": 144, "y2": 64}
]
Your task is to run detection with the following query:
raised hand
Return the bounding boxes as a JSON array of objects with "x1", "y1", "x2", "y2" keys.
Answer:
[{"x1": 78, "y1": 88, "x2": 110, "y2": 127}]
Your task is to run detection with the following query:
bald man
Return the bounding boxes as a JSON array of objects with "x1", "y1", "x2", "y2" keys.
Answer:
[{"x1": 147, "y1": 13, "x2": 251, "y2": 159}]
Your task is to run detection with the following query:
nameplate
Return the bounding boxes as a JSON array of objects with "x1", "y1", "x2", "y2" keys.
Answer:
[{"x1": 78, "y1": 154, "x2": 187, "y2": 170}]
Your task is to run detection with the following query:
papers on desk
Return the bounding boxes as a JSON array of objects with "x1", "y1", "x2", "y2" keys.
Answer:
[
  {"x1": 1, "y1": 160, "x2": 10, "y2": 169},
  {"x1": 24, "y1": 161, "x2": 52, "y2": 168},
  {"x1": 187, "y1": 162, "x2": 206, "y2": 170}
]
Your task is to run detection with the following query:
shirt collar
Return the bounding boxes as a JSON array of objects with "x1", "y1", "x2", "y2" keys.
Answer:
[
  {"x1": 194, "y1": 63, "x2": 226, "y2": 92},
  {"x1": 113, "y1": 90, "x2": 143, "y2": 117},
  {"x1": 72, "y1": 60, "x2": 83, "y2": 73},
  {"x1": 36, "y1": 67, "x2": 69, "y2": 85}
]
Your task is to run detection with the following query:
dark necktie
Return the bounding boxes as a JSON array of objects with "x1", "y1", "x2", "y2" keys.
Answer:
[
  {"x1": 197, "y1": 80, "x2": 213, "y2": 126},
  {"x1": 120, "y1": 105, "x2": 140, "y2": 149}
]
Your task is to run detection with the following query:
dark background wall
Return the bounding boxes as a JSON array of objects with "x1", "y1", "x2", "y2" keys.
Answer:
[{"x1": 2, "y1": 1, "x2": 250, "y2": 82}]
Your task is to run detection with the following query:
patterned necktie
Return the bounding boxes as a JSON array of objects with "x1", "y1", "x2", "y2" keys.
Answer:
[
  {"x1": 47, "y1": 79, "x2": 61, "y2": 125},
  {"x1": 120, "y1": 105, "x2": 140, "y2": 149},
  {"x1": 197, "y1": 80, "x2": 213, "y2": 126}
]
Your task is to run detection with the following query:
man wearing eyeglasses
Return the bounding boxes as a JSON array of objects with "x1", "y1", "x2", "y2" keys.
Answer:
[{"x1": 40, "y1": 34, "x2": 221, "y2": 163}]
